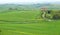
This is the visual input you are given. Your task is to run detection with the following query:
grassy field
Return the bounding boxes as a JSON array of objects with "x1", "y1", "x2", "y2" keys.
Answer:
[{"x1": 0, "y1": 10, "x2": 60, "y2": 35}]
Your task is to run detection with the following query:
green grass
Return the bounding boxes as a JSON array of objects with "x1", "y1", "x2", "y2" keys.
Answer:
[{"x1": 0, "y1": 10, "x2": 60, "y2": 35}]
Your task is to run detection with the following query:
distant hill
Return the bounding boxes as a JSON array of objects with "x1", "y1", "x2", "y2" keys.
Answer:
[{"x1": 0, "y1": 3, "x2": 60, "y2": 11}]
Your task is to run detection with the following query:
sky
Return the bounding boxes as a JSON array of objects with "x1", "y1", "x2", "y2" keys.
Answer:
[{"x1": 0, "y1": 0, "x2": 60, "y2": 4}]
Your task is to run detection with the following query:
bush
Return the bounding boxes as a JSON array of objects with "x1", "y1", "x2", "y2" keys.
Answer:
[
  {"x1": 53, "y1": 14, "x2": 60, "y2": 20},
  {"x1": 41, "y1": 10, "x2": 60, "y2": 20}
]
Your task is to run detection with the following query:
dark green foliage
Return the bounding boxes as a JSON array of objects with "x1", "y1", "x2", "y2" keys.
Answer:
[
  {"x1": 53, "y1": 14, "x2": 60, "y2": 20},
  {"x1": 47, "y1": 10, "x2": 51, "y2": 14},
  {"x1": 0, "y1": 30, "x2": 1, "y2": 32},
  {"x1": 45, "y1": 10, "x2": 60, "y2": 20}
]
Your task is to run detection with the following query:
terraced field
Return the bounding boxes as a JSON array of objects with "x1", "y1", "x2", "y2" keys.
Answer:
[{"x1": 0, "y1": 10, "x2": 60, "y2": 35}]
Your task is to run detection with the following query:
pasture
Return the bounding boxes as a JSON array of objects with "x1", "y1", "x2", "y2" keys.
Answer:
[{"x1": 0, "y1": 10, "x2": 60, "y2": 35}]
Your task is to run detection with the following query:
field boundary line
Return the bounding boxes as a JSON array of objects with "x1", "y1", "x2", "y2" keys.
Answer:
[
  {"x1": 0, "y1": 19, "x2": 43, "y2": 23},
  {"x1": 6, "y1": 30, "x2": 34, "y2": 35}
]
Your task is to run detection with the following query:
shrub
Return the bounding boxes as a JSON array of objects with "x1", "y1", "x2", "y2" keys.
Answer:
[{"x1": 53, "y1": 14, "x2": 60, "y2": 20}]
